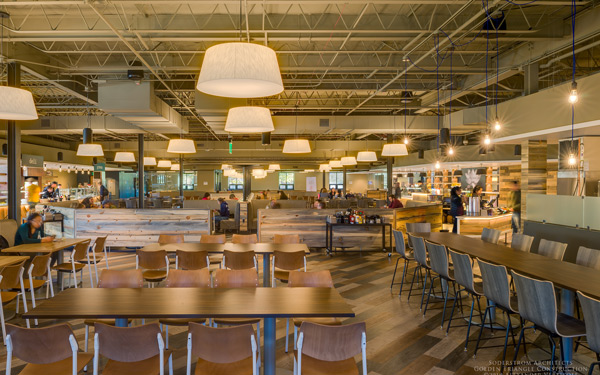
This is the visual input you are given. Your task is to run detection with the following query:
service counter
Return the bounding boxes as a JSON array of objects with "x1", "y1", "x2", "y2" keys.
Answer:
[{"x1": 455, "y1": 212, "x2": 512, "y2": 237}]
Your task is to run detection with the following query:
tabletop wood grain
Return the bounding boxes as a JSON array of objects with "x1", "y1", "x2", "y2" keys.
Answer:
[
  {"x1": 414, "y1": 232, "x2": 600, "y2": 299},
  {"x1": 1, "y1": 238, "x2": 89, "y2": 254},
  {"x1": 24, "y1": 287, "x2": 354, "y2": 320},
  {"x1": 0, "y1": 256, "x2": 30, "y2": 268},
  {"x1": 142, "y1": 242, "x2": 310, "y2": 254}
]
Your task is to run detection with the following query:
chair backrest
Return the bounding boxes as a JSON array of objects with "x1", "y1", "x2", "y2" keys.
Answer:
[
  {"x1": 511, "y1": 233, "x2": 534, "y2": 253},
  {"x1": 95, "y1": 323, "x2": 161, "y2": 362},
  {"x1": 136, "y1": 249, "x2": 168, "y2": 270},
  {"x1": 176, "y1": 250, "x2": 209, "y2": 270},
  {"x1": 158, "y1": 234, "x2": 184, "y2": 244},
  {"x1": 392, "y1": 230, "x2": 407, "y2": 258},
  {"x1": 406, "y1": 222, "x2": 431, "y2": 234},
  {"x1": 426, "y1": 241, "x2": 450, "y2": 278},
  {"x1": 232, "y1": 234, "x2": 258, "y2": 244},
  {"x1": 299, "y1": 322, "x2": 366, "y2": 362},
  {"x1": 477, "y1": 259, "x2": 514, "y2": 311},
  {"x1": 223, "y1": 250, "x2": 256, "y2": 270},
  {"x1": 577, "y1": 291, "x2": 600, "y2": 353},
  {"x1": 0, "y1": 261, "x2": 24, "y2": 289},
  {"x1": 165, "y1": 269, "x2": 210, "y2": 288},
  {"x1": 273, "y1": 250, "x2": 305, "y2": 271},
  {"x1": 188, "y1": 322, "x2": 254, "y2": 364},
  {"x1": 200, "y1": 234, "x2": 226, "y2": 244},
  {"x1": 6, "y1": 323, "x2": 76, "y2": 364},
  {"x1": 408, "y1": 234, "x2": 427, "y2": 267},
  {"x1": 212, "y1": 269, "x2": 258, "y2": 288},
  {"x1": 481, "y1": 228, "x2": 501, "y2": 244},
  {"x1": 449, "y1": 250, "x2": 476, "y2": 293},
  {"x1": 273, "y1": 234, "x2": 300, "y2": 244},
  {"x1": 576, "y1": 246, "x2": 600, "y2": 270},
  {"x1": 72, "y1": 239, "x2": 91, "y2": 262},
  {"x1": 511, "y1": 271, "x2": 558, "y2": 334},
  {"x1": 537, "y1": 239, "x2": 568, "y2": 260},
  {"x1": 125, "y1": 200, "x2": 138, "y2": 209},
  {"x1": 93, "y1": 236, "x2": 108, "y2": 254},
  {"x1": 288, "y1": 270, "x2": 333, "y2": 288},
  {"x1": 29, "y1": 254, "x2": 51, "y2": 278},
  {"x1": 98, "y1": 269, "x2": 144, "y2": 288}
]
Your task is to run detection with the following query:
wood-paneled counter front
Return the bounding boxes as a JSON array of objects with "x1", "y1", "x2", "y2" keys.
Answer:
[
  {"x1": 47, "y1": 207, "x2": 212, "y2": 247},
  {"x1": 455, "y1": 212, "x2": 512, "y2": 236}
]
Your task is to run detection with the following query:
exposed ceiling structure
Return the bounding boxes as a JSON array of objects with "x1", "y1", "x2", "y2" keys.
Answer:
[{"x1": 0, "y1": 0, "x2": 598, "y2": 148}]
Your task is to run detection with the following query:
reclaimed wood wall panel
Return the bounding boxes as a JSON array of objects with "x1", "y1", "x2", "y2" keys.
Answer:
[
  {"x1": 394, "y1": 204, "x2": 443, "y2": 234},
  {"x1": 46, "y1": 206, "x2": 76, "y2": 238},
  {"x1": 521, "y1": 140, "x2": 548, "y2": 223},
  {"x1": 499, "y1": 165, "x2": 521, "y2": 207},
  {"x1": 547, "y1": 161, "x2": 558, "y2": 195},
  {"x1": 74, "y1": 209, "x2": 212, "y2": 247}
]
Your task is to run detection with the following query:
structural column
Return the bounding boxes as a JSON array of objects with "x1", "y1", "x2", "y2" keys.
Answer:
[
  {"x1": 242, "y1": 166, "x2": 251, "y2": 201},
  {"x1": 7, "y1": 62, "x2": 21, "y2": 222},
  {"x1": 179, "y1": 154, "x2": 184, "y2": 197},
  {"x1": 322, "y1": 171, "x2": 326, "y2": 190},
  {"x1": 521, "y1": 140, "x2": 547, "y2": 224},
  {"x1": 137, "y1": 134, "x2": 144, "y2": 208},
  {"x1": 342, "y1": 167, "x2": 347, "y2": 195},
  {"x1": 386, "y1": 134, "x2": 393, "y2": 199},
  {"x1": 524, "y1": 63, "x2": 539, "y2": 96}
]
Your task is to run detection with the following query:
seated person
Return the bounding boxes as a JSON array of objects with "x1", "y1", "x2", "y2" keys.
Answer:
[
  {"x1": 214, "y1": 197, "x2": 230, "y2": 230},
  {"x1": 15, "y1": 212, "x2": 54, "y2": 246},
  {"x1": 387, "y1": 194, "x2": 403, "y2": 209},
  {"x1": 229, "y1": 193, "x2": 238, "y2": 200},
  {"x1": 314, "y1": 199, "x2": 324, "y2": 209},
  {"x1": 81, "y1": 196, "x2": 95, "y2": 208},
  {"x1": 202, "y1": 192, "x2": 211, "y2": 200}
]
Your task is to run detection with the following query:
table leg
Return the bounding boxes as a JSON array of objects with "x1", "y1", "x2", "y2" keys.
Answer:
[
  {"x1": 560, "y1": 288, "x2": 574, "y2": 364},
  {"x1": 263, "y1": 317, "x2": 276, "y2": 375},
  {"x1": 263, "y1": 254, "x2": 271, "y2": 287},
  {"x1": 382, "y1": 224, "x2": 386, "y2": 251},
  {"x1": 115, "y1": 318, "x2": 128, "y2": 327},
  {"x1": 56, "y1": 249, "x2": 64, "y2": 287}
]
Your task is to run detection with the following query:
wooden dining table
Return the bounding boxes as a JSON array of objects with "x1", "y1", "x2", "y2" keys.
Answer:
[
  {"x1": 0, "y1": 256, "x2": 30, "y2": 268},
  {"x1": 142, "y1": 242, "x2": 310, "y2": 287},
  {"x1": 413, "y1": 231, "x2": 600, "y2": 363},
  {"x1": 24, "y1": 287, "x2": 354, "y2": 375}
]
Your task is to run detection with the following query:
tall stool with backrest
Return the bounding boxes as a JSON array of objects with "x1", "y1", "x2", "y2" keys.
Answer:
[
  {"x1": 83, "y1": 235, "x2": 109, "y2": 287},
  {"x1": 176, "y1": 250, "x2": 209, "y2": 270},
  {"x1": 201, "y1": 234, "x2": 226, "y2": 268},
  {"x1": 285, "y1": 270, "x2": 341, "y2": 353},
  {"x1": 232, "y1": 234, "x2": 258, "y2": 244},
  {"x1": 273, "y1": 234, "x2": 300, "y2": 244},
  {"x1": 510, "y1": 271, "x2": 586, "y2": 375},
  {"x1": 186, "y1": 323, "x2": 258, "y2": 375},
  {"x1": 0, "y1": 262, "x2": 30, "y2": 332},
  {"x1": 390, "y1": 230, "x2": 414, "y2": 296},
  {"x1": 511, "y1": 233, "x2": 534, "y2": 253},
  {"x1": 158, "y1": 234, "x2": 184, "y2": 244},
  {"x1": 537, "y1": 239, "x2": 568, "y2": 260},
  {"x1": 447, "y1": 250, "x2": 484, "y2": 350},
  {"x1": 271, "y1": 251, "x2": 306, "y2": 287},
  {"x1": 25, "y1": 254, "x2": 53, "y2": 326},
  {"x1": 474, "y1": 259, "x2": 521, "y2": 373},
  {"x1": 159, "y1": 269, "x2": 211, "y2": 348},
  {"x1": 93, "y1": 322, "x2": 173, "y2": 375},
  {"x1": 423, "y1": 241, "x2": 456, "y2": 322},
  {"x1": 295, "y1": 322, "x2": 367, "y2": 375},
  {"x1": 576, "y1": 291, "x2": 600, "y2": 375},
  {"x1": 481, "y1": 228, "x2": 501, "y2": 244},
  {"x1": 5, "y1": 323, "x2": 93, "y2": 375},
  {"x1": 53, "y1": 239, "x2": 93, "y2": 289},
  {"x1": 406, "y1": 222, "x2": 431, "y2": 249},
  {"x1": 576, "y1": 246, "x2": 600, "y2": 270},
  {"x1": 136, "y1": 249, "x2": 170, "y2": 287},
  {"x1": 406, "y1": 234, "x2": 430, "y2": 309}
]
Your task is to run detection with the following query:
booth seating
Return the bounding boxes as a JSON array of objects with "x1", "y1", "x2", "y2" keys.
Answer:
[
  {"x1": 248, "y1": 200, "x2": 309, "y2": 231},
  {"x1": 184, "y1": 200, "x2": 240, "y2": 233},
  {"x1": 0, "y1": 219, "x2": 18, "y2": 247}
]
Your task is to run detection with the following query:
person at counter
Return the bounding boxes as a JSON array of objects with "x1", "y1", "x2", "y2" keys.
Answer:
[
  {"x1": 97, "y1": 182, "x2": 109, "y2": 207},
  {"x1": 214, "y1": 197, "x2": 230, "y2": 230},
  {"x1": 388, "y1": 195, "x2": 403, "y2": 209},
  {"x1": 26, "y1": 178, "x2": 40, "y2": 209},
  {"x1": 278, "y1": 190, "x2": 289, "y2": 200},
  {"x1": 229, "y1": 193, "x2": 238, "y2": 200},
  {"x1": 509, "y1": 180, "x2": 521, "y2": 233},
  {"x1": 41, "y1": 185, "x2": 56, "y2": 200},
  {"x1": 15, "y1": 212, "x2": 54, "y2": 245},
  {"x1": 472, "y1": 185, "x2": 482, "y2": 198},
  {"x1": 450, "y1": 186, "x2": 466, "y2": 233}
]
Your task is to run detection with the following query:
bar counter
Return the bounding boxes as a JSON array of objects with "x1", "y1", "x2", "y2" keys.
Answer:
[{"x1": 455, "y1": 212, "x2": 512, "y2": 236}]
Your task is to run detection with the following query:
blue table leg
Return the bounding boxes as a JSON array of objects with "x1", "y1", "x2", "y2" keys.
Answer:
[
  {"x1": 115, "y1": 318, "x2": 128, "y2": 327},
  {"x1": 263, "y1": 254, "x2": 270, "y2": 287},
  {"x1": 560, "y1": 288, "x2": 574, "y2": 364},
  {"x1": 263, "y1": 317, "x2": 276, "y2": 375}
]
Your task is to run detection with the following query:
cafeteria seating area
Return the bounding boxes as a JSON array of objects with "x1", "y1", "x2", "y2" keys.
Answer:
[{"x1": 2, "y1": 0, "x2": 600, "y2": 374}]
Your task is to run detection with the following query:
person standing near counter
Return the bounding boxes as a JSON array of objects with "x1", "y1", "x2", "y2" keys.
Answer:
[
  {"x1": 509, "y1": 180, "x2": 521, "y2": 233},
  {"x1": 97, "y1": 181, "x2": 109, "y2": 207},
  {"x1": 450, "y1": 186, "x2": 465, "y2": 233},
  {"x1": 26, "y1": 178, "x2": 41, "y2": 209},
  {"x1": 15, "y1": 212, "x2": 54, "y2": 246}
]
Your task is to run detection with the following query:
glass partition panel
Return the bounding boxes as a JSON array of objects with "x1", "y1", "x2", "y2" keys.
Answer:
[
  {"x1": 583, "y1": 196, "x2": 600, "y2": 231},
  {"x1": 526, "y1": 194, "x2": 584, "y2": 227}
]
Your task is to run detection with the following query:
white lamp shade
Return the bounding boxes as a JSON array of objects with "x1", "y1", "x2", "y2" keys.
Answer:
[
  {"x1": 381, "y1": 143, "x2": 408, "y2": 156},
  {"x1": 223, "y1": 169, "x2": 236, "y2": 177},
  {"x1": 143, "y1": 157, "x2": 157, "y2": 166},
  {"x1": 225, "y1": 106, "x2": 274, "y2": 133},
  {"x1": 170, "y1": 163, "x2": 180, "y2": 171},
  {"x1": 252, "y1": 169, "x2": 267, "y2": 178},
  {"x1": 167, "y1": 139, "x2": 196, "y2": 154},
  {"x1": 283, "y1": 139, "x2": 311, "y2": 154},
  {"x1": 341, "y1": 156, "x2": 357, "y2": 166},
  {"x1": 221, "y1": 164, "x2": 232, "y2": 170},
  {"x1": 0, "y1": 87, "x2": 38, "y2": 120},
  {"x1": 329, "y1": 160, "x2": 343, "y2": 168},
  {"x1": 157, "y1": 160, "x2": 172, "y2": 168},
  {"x1": 114, "y1": 152, "x2": 136, "y2": 162},
  {"x1": 77, "y1": 144, "x2": 104, "y2": 157},
  {"x1": 357, "y1": 151, "x2": 378, "y2": 162},
  {"x1": 197, "y1": 42, "x2": 284, "y2": 98},
  {"x1": 268, "y1": 164, "x2": 281, "y2": 170},
  {"x1": 319, "y1": 164, "x2": 332, "y2": 172}
]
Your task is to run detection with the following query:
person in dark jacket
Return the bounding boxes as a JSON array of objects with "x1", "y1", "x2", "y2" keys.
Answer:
[
  {"x1": 214, "y1": 197, "x2": 230, "y2": 230},
  {"x1": 387, "y1": 195, "x2": 403, "y2": 209},
  {"x1": 15, "y1": 212, "x2": 54, "y2": 246},
  {"x1": 449, "y1": 186, "x2": 465, "y2": 233}
]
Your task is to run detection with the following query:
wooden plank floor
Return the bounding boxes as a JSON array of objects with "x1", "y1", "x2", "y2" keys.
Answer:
[{"x1": 0, "y1": 248, "x2": 596, "y2": 375}]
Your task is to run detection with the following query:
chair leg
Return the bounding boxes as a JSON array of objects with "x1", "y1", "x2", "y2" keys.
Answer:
[
  {"x1": 285, "y1": 319, "x2": 290, "y2": 353},
  {"x1": 84, "y1": 325, "x2": 90, "y2": 372},
  {"x1": 407, "y1": 266, "x2": 420, "y2": 302},
  {"x1": 509, "y1": 327, "x2": 528, "y2": 375},
  {"x1": 165, "y1": 325, "x2": 169, "y2": 349},
  {"x1": 446, "y1": 289, "x2": 462, "y2": 337},
  {"x1": 439, "y1": 280, "x2": 451, "y2": 328},
  {"x1": 399, "y1": 259, "x2": 409, "y2": 297},
  {"x1": 29, "y1": 284, "x2": 38, "y2": 326},
  {"x1": 94, "y1": 260, "x2": 99, "y2": 286},
  {"x1": 500, "y1": 311, "x2": 512, "y2": 374},
  {"x1": 474, "y1": 306, "x2": 490, "y2": 358},
  {"x1": 0, "y1": 302, "x2": 6, "y2": 343},
  {"x1": 419, "y1": 269, "x2": 430, "y2": 312},
  {"x1": 390, "y1": 257, "x2": 400, "y2": 290},
  {"x1": 588, "y1": 361, "x2": 599, "y2": 375},
  {"x1": 294, "y1": 325, "x2": 298, "y2": 350},
  {"x1": 464, "y1": 296, "x2": 476, "y2": 351},
  {"x1": 256, "y1": 321, "x2": 261, "y2": 368},
  {"x1": 423, "y1": 274, "x2": 436, "y2": 316},
  {"x1": 88, "y1": 263, "x2": 94, "y2": 288},
  {"x1": 549, "y1": 335, "x2": 556, "y2": 375}
]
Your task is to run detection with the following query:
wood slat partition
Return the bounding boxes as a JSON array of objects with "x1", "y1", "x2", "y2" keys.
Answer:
[
  {"x1": 46, "y1": 206, "x2": 76, "y2": 238},
  {"x1": 394, "y1": 204, "x2": 443, "y2": 234}
]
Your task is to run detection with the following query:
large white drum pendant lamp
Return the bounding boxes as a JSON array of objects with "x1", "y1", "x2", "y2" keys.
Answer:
[
  {"x1": 357, "y1": 151, "x2": 377, "y2": 162},
  {"x1": 225, "y1": 106, "x2": 274, "y2": 133},
  {"x1": 167, "y1": 139, "x2": 196, "y2": 154},
  {"x1": 381, "y1": 143, "x2": 408, "y2": 157},
  {"x1": 143, "y1": 157, "x2": 157, "y2": 166},
  {"x1": 77, "y1": 128, "x2": 104, "y2": 157},
  {"x1": 282, "y1": 139, "x2": 311, "y2": 154},
  {"x1": 0, "y1": 86, "x2": 38, "y2": 120},
  {"x1": 341, "y1": 156, "x2": 357, "y2": 166},
  {"x1": 197, "y1": 42, "x2": 284, "y2": 98}
]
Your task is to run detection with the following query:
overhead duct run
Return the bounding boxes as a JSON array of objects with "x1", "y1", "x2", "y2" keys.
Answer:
[
  {"x1": 19, "y1": 116, "x2": 143, "y2": 135},
  {"x1": 99, "y1": 81, "x2": 188, "y2": 134}
]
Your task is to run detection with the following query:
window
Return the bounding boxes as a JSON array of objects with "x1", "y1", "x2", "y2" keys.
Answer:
[
  {"x1": 228, "y1": 177, "x2": 243, "y2": 191},
  {"x1": 329, "y1": 172, "x2": 344, "y2": 190},
  {"x1": 278, "y1": 172, "x2": 294, "y2": 190},
  {"x1": 183, "y1": 172, "x2": 196, "y2": 190}
]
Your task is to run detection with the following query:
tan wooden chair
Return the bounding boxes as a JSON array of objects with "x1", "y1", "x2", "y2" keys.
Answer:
[
  {"x1": 158, "y1": 234, "x2": 184, "y2": 244},
  {"x1": 295, "y1": 322, "x2": 367, "y2": 375},
  {"x1": 25, "y1": 254, "x2": 54, "y2": 326},
  {"x1": 271, "y1": 250, "x2": 306, "y2": 287},
  {"x1": 212, "y1": 269, "x2": 261, "y2": 365},
  {"x1": 273, "y1": 234, "x2": 300, "y2": 244},
  {"x1": 93, "y1": 323, "x2": 173, "y2": 375},
  {"x1": 160, "y1": 269, "x2": 211, "y2": 348},
  {"x1": 201, "y1": 234, "x2": 226, "y2": 267},
  {"x1": 186, "y1": 322, "x2": 257, "y2": 375},
  {"x1": 53, "y1": 239, "x2": 93, "y2": 290},
  {"x1": 80, "y1": 235, "x2": 109, "y2": 287},
  {"x1": 0, "y1": 262, "x2": 30, "y2": 335},
  {"x1": 176, "y1": 250, "x2": 209, "y2": 270},
  {"x1": 5, "y1": 323, "x2": 93, "y2": 375},
  {"x1": 136, "y1": 249, "x2": 170, "y2": 287},
  {"x1": 222, "y1": 250, "x2": 258, "y2": 271},
  {"x1": 232, "y1": 234, "x2": 258, "y2": 244},
  {"x1": 285, "y1": 270, "x2": 341, "y2": 353}
]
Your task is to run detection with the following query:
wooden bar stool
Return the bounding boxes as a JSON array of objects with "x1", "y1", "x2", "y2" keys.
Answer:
[
  {"x1": 136, "y1": 249, "x2": 170, "y2": 287},
  {"x1": 390, "y1": 230, "x2": 414, "y2": 296},
  {"x1": 537, "y1": 239, "x2": 568, "y2": 260},
  {"x1": 53, "y1": 239, "x2": 93, "y2": 289},
  {"x1": 511, "y1": 233, "x2": 534, "y2": 253}
]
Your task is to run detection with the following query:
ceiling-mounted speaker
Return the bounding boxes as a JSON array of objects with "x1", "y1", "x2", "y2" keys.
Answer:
[
  {"x1": 1, "y1": 144, "x2": 6, "y2": 156},
  {"x1": 440, "y1": 128, "x2": 450, "y2": 145},
  {"x1": 93, "y1": 157, "x2": 98, "y2": 164},
  {"x1": 514, "y1": 145, "x2": 522, "y2": 156},
  {"x1": 417, "y1": 149, "x2": 424, "y2": 159},
  {"x1": 57, "y1": 152, "x2": 63, "y2": 161},
  {"x1": 261, "y1": 132, "x2": 271, "y2": 146}
]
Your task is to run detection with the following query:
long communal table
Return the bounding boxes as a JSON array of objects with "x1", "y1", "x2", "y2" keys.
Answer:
[
  {"x1": 414, "y1": 231, "x2": 600, "y2": 364},
  {"x1": 142, "y1": 242, "x2": 310, "y2": 287},
  {"x1": 0, "y1": 256, "x2": 30, "y2": 268},
  {"x1": 24, "y1": 287, "x2": 354, "y2": 375}
]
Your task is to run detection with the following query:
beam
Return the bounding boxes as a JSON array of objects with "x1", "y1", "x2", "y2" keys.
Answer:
[
  {"x1": 138, "y1": 134, "x2": 144, "y2": 208},
  {"x1": 7, "y1": 62, "x2": 21, "y2": 222}
]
